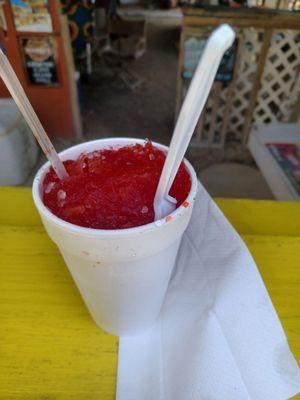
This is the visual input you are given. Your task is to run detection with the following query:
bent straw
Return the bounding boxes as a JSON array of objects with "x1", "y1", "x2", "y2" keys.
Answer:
[{"x1": 154, "y1": 24, "x2": 235, "y2": 220}]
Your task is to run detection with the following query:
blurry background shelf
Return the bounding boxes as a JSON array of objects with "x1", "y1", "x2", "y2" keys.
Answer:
[{"x1": 248, "y1": 123, "x2": 300, "y2": 201}]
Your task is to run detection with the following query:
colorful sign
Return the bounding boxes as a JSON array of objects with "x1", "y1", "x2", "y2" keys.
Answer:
[
  {"x1": 10, "y1": 0, "x2": 52, "y2": 32},
  {"x1": 20, "y1": 36, "x2": 59, "y2": 86}
]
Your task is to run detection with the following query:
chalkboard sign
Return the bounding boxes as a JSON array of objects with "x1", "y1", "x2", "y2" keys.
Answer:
[
  {"x1": 182, "y1": 36, "x2": 206, "y2": 80},
  {"x1": 215, "y1": 39, "x2": 238, "y2": 83},
  {"x1": 183, "y1": 36, "x2": 238, "y2": 83},
  {"x1": 20, "y1": 36, "x2": 59, "y2": 86}
]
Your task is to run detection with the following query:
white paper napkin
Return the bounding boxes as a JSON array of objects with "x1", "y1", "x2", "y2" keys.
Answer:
[{"x1": 117, "y1": 183, "x2": 300, "y2": 400}]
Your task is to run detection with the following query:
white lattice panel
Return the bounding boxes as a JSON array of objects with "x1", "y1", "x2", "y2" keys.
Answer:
[
  {"x1": 200, "y1": 83, "x2": 228, "y2": 144},
  {"x1": 253, "y1": 30, "x2": 300, "y2": 127},
  {"x1": 193, "y1": 28, "x2": 264, "y2": 146},
  {"x1": 225, "y1": 29, "x2": 264, "y2": 138},
  {"x1": 180, "y1": 26, "x2": 300, "y2": 148}
]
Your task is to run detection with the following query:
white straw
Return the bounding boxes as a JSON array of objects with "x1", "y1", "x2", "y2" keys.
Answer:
[
  {"x1": 0, "y1": 49, "x2": 68, "y2": 180},
  {"x1": 154, "y1": 25, "x2": 235, "y2": 220}
]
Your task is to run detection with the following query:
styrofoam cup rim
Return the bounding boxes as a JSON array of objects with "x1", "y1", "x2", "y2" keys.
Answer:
[{"x1": 32, "y1": 138, "x2": 198, "y2": 237}]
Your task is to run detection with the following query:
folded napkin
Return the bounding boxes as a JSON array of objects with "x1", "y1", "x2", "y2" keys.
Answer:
[{"x1": 117, "y1": 183, "x2": 300, "y2": 400}]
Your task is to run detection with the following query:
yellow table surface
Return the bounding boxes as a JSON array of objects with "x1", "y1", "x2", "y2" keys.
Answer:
[{"x1": 1, "y1": 187, "x2": 300, "y2": 399}]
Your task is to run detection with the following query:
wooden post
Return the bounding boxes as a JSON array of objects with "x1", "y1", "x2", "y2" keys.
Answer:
[
  {"x1": 60, "y1": 15, "x2": 82, "y2": 139},
  {"x1": 219, "y1": 38, "x2": 242, "y2": 147},
  {"x1": 194, "y1": 112, "x2": 205, "y2": 143},
  {"x1": 175, "y1": 29, "x2": 185, "y2": 118},
  {"x1": 241, "y1": 29, "x2": 272, "y2": 145},
  {"x1": 207, "y1": 81, "x2": 222, "y2": 145}
]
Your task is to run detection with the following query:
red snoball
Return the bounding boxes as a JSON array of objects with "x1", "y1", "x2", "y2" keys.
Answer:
[{"x1": 42, "y1": 141, "x2": 191, "y2": 229}]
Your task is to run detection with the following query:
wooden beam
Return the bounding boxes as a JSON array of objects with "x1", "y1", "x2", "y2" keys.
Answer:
[
  {"x1": 183, "y1": 6, "x2": 300, "y2": 20},
  {"x1": 183, "y1": 15, "x2": 300, "y2": 29}
]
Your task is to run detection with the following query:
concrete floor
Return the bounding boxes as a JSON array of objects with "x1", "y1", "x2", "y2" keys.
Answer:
[
  {"x1": 82, "y1": 23, "x2": 179, "y2": 144},
  {"x1": 23, "y1": 22, "x2": 273, "y2": 199},
  {"x1": 199, "y1": 163, "x2": 273, "y2": 199}
]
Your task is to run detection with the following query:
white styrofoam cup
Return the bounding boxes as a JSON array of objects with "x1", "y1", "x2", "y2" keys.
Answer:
[{"x1": 32, "y1": 138, "x2": 198, "y2": 335}]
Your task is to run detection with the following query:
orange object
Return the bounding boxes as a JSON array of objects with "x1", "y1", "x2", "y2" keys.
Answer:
[{"x1": 0, "y1": 0, "x2": 81, "y2": 138}]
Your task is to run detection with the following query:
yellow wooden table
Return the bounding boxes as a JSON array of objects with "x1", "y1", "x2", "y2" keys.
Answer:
[{"x1": 1, "y1": 187, "x2": 300, "y2": 399}]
